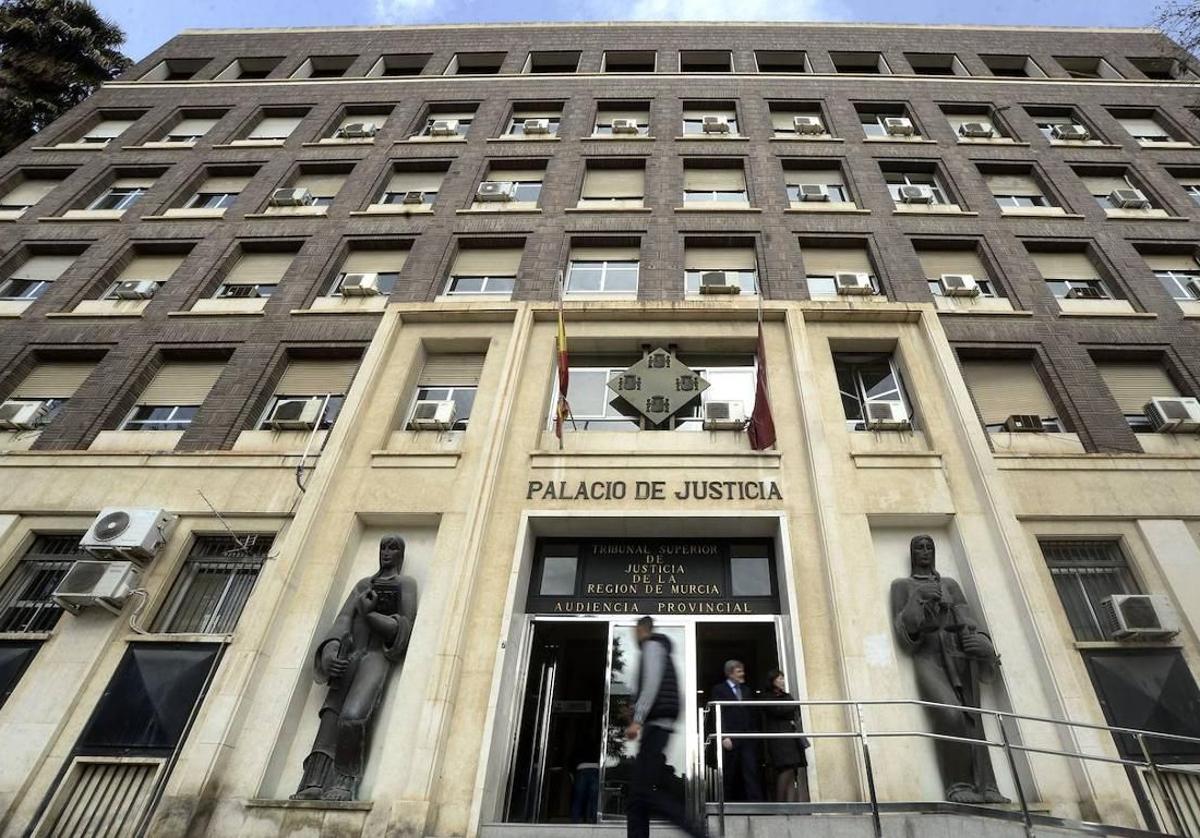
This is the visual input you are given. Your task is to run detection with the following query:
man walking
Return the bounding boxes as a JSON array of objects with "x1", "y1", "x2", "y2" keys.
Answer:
[
  {"x1": 709, "y1": 660, "x2": 764, "y2": 802},
  {"x1": 625, "y1": 616, "x2": 706, "y2": 838}
]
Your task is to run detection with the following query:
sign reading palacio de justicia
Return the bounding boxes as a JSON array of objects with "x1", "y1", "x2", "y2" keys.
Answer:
[{"x1": 525, "y1": 479, "x2": 782, "y2": 502}]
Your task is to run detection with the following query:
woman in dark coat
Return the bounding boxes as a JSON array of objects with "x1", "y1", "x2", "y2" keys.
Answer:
[{"x1": 761, "y1": 669, "x2": 810, "y2": 802}]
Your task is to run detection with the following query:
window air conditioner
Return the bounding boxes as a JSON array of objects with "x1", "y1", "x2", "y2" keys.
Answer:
[
  {"x1": 865, "y1": 400, "x2": 911, "y2": 430},
  {"x1": 218, "y1": 284, "x2": 261, "y2": 299},
  {"x1": 51, "y1": 560, "x2": 139, "y2": 615},
  {"x1": 1065, "y1": 286, "x2": 1103, "y2": 300},
  {"x1": 1052, "y1": 123, "x2": 1091, "y2": 141},
  {"x1": 1099, "y1": 594, "x2": 1181, "y2": 641},
  {"x1": 702, "y1": 400, "x2": 747, "y2": 430},
  {"x1": 835, "y1": 272, "x2": 874, "y2": 295},
  {"x1": 1108, "y1": 188, "x2": 1150, "y2": 209},
  {"x1": 266, "y1": 397, "x2": 324, "y2": 430},
  {"x1": 476, "y1": 181, "x2": 517, "y2": 202},
  {"x1": 797, "y1": 184, "x2": 830, "y2": 202},
  {"x1": 792, "y1": 115, "x2": 825, "y2": 134},
  {"x1": 269, "y1": 187, "x2": 314, "y2": 207},
  {"x1": 429, "y1": 119, "x2": 458, "y2": 136},
  {"x1": 899, "y1": 184, "x2": 935, "y2": 204},
  {"x1": 0, "y1": 399, "x2": 50, "y2": 430},
  {"x1": 611, "y1": 118, "x2": 641, "y2": 135},
  {"x1": 336, "y1": 122, "x2": 378, "y2": 139},
  {"x1": 339, "y1": 273, "x2": 381, "y2": 296},
  {"x1": 410, "y1": 399, "x2": 456, "y2": 430},
  {"x1": 698, "y1": 271, "x2": 741, "y2": 295},
  {"x1": 702, "y1": 115, "x2": 731, "y2": 134},
  {"x1": 958, "y1": 121, "x2": 995, "y2": 138},
  {"x1": 81, "y1": 507, "x2": 174, "y2": 561},
  {"x1": 883, "y1": 117, "x2": 915, "y2": 135},
  {"x1": 522, "y1": 118, "x2": 551, "y2": 134},
  {"x1": 400, "y1": 190, "x2": 425, "y2": 205},
  {"x1": 1003, "y1": 414, "x2": 1046, "y2": 433},
  {"x1": 940, "y1": 273, "x2": 981, "y2": 297},
  {"x1": 1145, "y1": 396, "x2": 1200, "y2": 433},
  {"x1": 114, "y1": 280, "x2": 158, "y2": 300}
]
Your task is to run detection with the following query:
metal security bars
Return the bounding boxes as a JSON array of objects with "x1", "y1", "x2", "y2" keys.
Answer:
[
  {"x1": 1040, "y1": 540, "x2": 1139, "y2": 641},
  {"x1": 152, "y1": 535, "x2": 273, "y2": 634},
  {"x1": 33, "y1": 757, "x2": 165, "y2": 838},
  {"x1": 0, "y1": 535, "x2": 86, "y2": 633}
]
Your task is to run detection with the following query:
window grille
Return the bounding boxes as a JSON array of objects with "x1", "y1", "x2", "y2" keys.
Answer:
[
  {"x1": 152, "y1": 535, "x2": 273, "y2": 634},
  {"x1": 1040, "y1": 540, "x2": 1139, "y2": 641},
  {"x1": 0, "y1": 535, "x2": 85, "y2": 633}
]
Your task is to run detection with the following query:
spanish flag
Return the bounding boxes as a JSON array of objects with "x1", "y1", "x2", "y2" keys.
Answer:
[{"x1": 554, "y1": 301, "x2": 571, "y2": 444}]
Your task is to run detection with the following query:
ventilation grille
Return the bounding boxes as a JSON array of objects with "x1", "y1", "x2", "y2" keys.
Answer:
[{"x1": 35, "y1": 757, "x2": 165, "y2": 838}]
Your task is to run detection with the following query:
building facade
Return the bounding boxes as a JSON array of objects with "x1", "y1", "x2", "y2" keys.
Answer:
[{"x1": 0, "y1": 20, "x2": 1199, "y2": 838}]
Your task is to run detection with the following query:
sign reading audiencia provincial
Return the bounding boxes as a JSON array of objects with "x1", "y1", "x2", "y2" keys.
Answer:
[{"x1": 527, "y1": 538, "x2": 779, "y2": 615}]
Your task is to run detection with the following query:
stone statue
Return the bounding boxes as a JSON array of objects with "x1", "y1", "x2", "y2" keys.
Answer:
[
  {"x1": 889, "y1": 534, "x2": 1010, "y2": 804},
  {"x1": 292, "y1": 535, "x2": 418, "y2": 801}
]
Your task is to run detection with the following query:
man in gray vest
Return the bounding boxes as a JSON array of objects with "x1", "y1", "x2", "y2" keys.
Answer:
[{"x1": 625, "y1": 615, "x2": 706, "y2": 838}]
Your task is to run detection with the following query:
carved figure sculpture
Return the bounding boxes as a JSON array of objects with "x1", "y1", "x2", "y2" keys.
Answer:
[
  {"x1": 889, "y1": 535, "x2": 1010, "y2": 804},
  {"x1": 292, "y1": 535, "x2": 418, "y2": 801}
]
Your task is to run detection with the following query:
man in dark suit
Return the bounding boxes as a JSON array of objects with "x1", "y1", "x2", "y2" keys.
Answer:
[{"x1": 709, "y1": 659, "x2": 764, "y2": 802}]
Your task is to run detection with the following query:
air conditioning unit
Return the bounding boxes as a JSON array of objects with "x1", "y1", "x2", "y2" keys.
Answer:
[
  {"x1": 1145, "y1": 396, "x2": 1200, "y2": 433},
  {"x1": 883, "y1": 117, "x2": 915, "y2": 136},
  {"x1": 1065, "y1": 286, "x2": 1103, "y2": 300},
  {"x1": 958, "y1": 121, "x2": 995, "y2": 138},
  {"x1": 698, "y1": 271, "x2": 740, "y2": 295},
  {"x1": 1052, "y1": 123, "x2": 1091, "y2": 141},
  {"x1": 81, "y1": 507, "x2": 174, "y2": 561},
  {"x1": 835, "y1": 272, "x2": 874, "y2": 295},
  {"x1": 1099, "y1": 594, "x2": 1181, "y2": 641},
  {"x1": 477, "y1": 181, "x2": 516, "y2": 202},
  {"x1": 217, "y1": 284, "x2": 261, "y2": 299},
  {"x1": 114, "y1": 280, "x2": 158, "y2": 300},
  {"x1": 1109, "y1": 188, "x2": 1150, "y2": 209},
  {"x1": 266, "y1": 396, "x2": 324, "y2": 430},
  {"x1": 1003, "y1": 414, "x2": 1046, "y2": 433},
  {"x1": 793, "y1": 115, "x2": 825, "y2": 134},
  {"x1": 51, "y1": 560, "x2": 139, "y2": 615},
  {"x1": 400, "y1": 190, "x2": 425, "y2": 205},
  {"x1": 702, "y1": 400, "x2": 747, "y2": 430},
  {"x1": 702, "y1": 115, "x2": 731, "y2": 134},
  {"x1": 336, "y1": 121, "x2": 378, "y2": 138},
  {"x1": 339, "y1": 272, "x2": 381, "y2": 296},
  {"x1": 611, "y1": 118, "x2": 640, "y2": 135},
  {"x1": 429, "y1": 119, "x2": 458, "y2": 136},
  {"x1": 0, "y1": 399, "x2": 49, "y2": 430},
  {"x1": 797, "y1": 184, "x2": 830, "y2": 202},
  {"x1": 940, "y1": 273, "x2": 981, "y2": 297},
  {"x1": 522, "y1": 118, "x2": 551, "y2": 135},
  {"x1": 899, "y1": 184, "x2": 935, "y2": 204},
  {"x1": 410, "y1": 399, "x2": 456, "y2": 430},
  {"x1": 865, "y1": 401, "x2": 911, "y2": 430},
  {"x1": 269, "y1": 187, "x2": 313, "y2": 207}
]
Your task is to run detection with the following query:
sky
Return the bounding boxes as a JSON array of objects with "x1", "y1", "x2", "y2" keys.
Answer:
[{"x1": 89, "y1": 0, "x2": 1167, "y2": 61}]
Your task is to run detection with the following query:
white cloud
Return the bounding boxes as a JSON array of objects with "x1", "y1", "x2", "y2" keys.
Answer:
[
  {"x1": 588, "y1": 0, "x2": 841, "y2": 21},
  {"x1": 373, "y1": 0, "x2": 444, "y2": 23}
]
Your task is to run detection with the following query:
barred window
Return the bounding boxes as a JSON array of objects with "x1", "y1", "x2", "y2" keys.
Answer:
[
  {"x1": 1040, "y1": 540, "x2": 1140, "y2": 641},
  {"x1": 0, "y1": 534, "x2": 86, "y2": 633},
  {"x1": 152, "y1": 535, "x2": 273, "y2": 634}
]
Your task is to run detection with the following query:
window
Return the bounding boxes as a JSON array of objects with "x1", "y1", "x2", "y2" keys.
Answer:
[
  {"x1": 1095, "y1": 360, "x2": 1182, "y2": 431},
  {"x1": 158, "y1": 114, "x2": 220, "y2": 144},
  {"x1": 3, "y1": 361, "x2": 94, "y2": 427},
  {"x1": 858, "y1": 106, "x2": 918, "y2": 138},
  {"x1": 88, "y1": 176, "x2": 154, "y2": 211},
  {"x1": 121, "y1": 361, "x2": 223, "y2": 431},
  {"x1": 507, "y1": 106, "x2": 561, "y2": 136},
  {"x1": 679, "y1": 50, "x2": 731, "y2": 73},
  {"x1": 883, "y1": 169, "x2": 948, "y2": 204},
  {"x1": 153, "y1": 535, "x2": 274, "y2": 634},
  {"x1": 1055, "y1": 56, "x2": 1121, "y2": 80},
  {"x1": 593, "y1": 103, "x2": 649, "y2": 136},
  {"x1": 216, "y1": 249, "x2": 294, "y2": 299},
  {"x1": 1027, "y1": 108, "x2": 1097, "y2": 142},
  {"x1": 0, "y1": 175, "x2": 63, "y2": 215},
  {"x1": 683, "y1": 243, "x2": 758, "y2": 295},
  {"x1": 802, "y1": 244, "x2": 877, "y2": 297},
  {"x1": 140, "y1": 58, "x2": 209, "y2": 81},
  {"x1": 603, "y1": 50, "x2": 655, "y2": 73},
  {"x1": 368, "y1": 53, "x2": 429, "y2": 77},
  {"x1": 1143, "y1": 253, "x2": 1200, "y2": 301},
  {"x1": 1038, "y1": 540, "x2": 1139, "y2": 641},
  {"x1": 755, "y1": 50, "x2": 809, "y2": 73},
  {"x1": 682, "y1": 163, "x2": 747, "y2": 205},
  {"x1": 0, "y1": 252, "x2": 78, "y2": 300},
  {"x1": 770, "y1": 104, "x2": 828, "y2": 138},
  {"x1": 215, "y1": 57, "x2": 281, "y2": 80},
  {"x1": 1114, "y1": 111, "x2": 1180, "y2": 145},
  {"x1": 377, "y1": 165, "x2": 445, "y2": 207},
  {"x1": 917, "y1": 245, "x2": 999, "y2": 298},
  {"x1": 960, "y1": 358, "x2": 1063, "y2": 433},
  {"x1": 1078, "y1": 171, "x2": 1150, "y2": 210},
  {"x1": 982, "y1": 54, "x2": 1045, "y2": 78},
  {"x1": 445, "y1": 244, "x2": 522, "y2": 296},
  {"x1": 831, "y1": 51, "x2": 889, "y2": 74},
  {"x1": 259, "y1": 357, "x2": 359, "y2": 431},
  {"x1": 476, "y1": 165, "x2": 544, "y2": 205},
  {"x1": 1169, "y1": 170, "x2": 1200, "y2": 206},
  {"x1": 906, "y1": 53, "x2": 965, "y2": 75},
  {"x1": 408, "y1": 354, "x2": 485, "y2": 431},
  {"x1": 1130, "y1": 57, "x2": 1194, "y2": 81},
  {"x1": 69, "y1": 116, "x2": 138, "y2": 146},
  {"x1": 982, "y1": 169, "x2": 1053, "y2": 210},
  {"x1": 1029, "y1": 250, "x2": 1114, "y2": 302},
  {"x1": 419, "y1": 108, "x2": 474, "y2": 137},
  {"x1": 328, "y1": 248, "x2": 407, "y2": 296},
  {"x1": 327, "y1": 109, "x2": 390, "y2": 140},
  {"x1": 943, "y1": 109, "x2": 1007, "y2": 141},
  {"x1": 565, "y1": 246, "x2": 639, "y2": 294},
  {"x1": 833, "y1": 352, "x2": 912, "y2": 431},
  {"x1": 183, "y1": 170, "x2": 253, "y2": 211},
  {"x1": 525, "y1": 51, "x2": 579, "y2": 74},
  {"x1": 291, "y1": 55, "x2": 354, "y2": 79},
  {"x1": 578, "y1": 163, "x2": 645, "y2": 207},
  {"x1": 785, "y1": 166, "x2": 849, "y2": 204},
  {"x1": 0, "y1": 642, "x2": 38, "y2": 709},
  {"x1": 0, "y1": 534, "x2": 86, "y2": 632},
  {"x1": 102, "y1": 252, "x2": 185, "y2": 300},
  {"x1": 267, "y1": 168, "x2": 348, "y2": 211},
  {"x1": 243, "y1": 110, "x2": 306, "y2": 142},
  {"x1": 682, "y1": 103, "x2": 737, "y2": 135},
  {"x1": 447, "y1": 52, "x2": 504, "y2": 75}
]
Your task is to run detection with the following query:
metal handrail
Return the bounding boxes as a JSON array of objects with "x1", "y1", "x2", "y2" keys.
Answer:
[{"x1": 698, "y1": 697, "x2": 1200, "y2": 838}]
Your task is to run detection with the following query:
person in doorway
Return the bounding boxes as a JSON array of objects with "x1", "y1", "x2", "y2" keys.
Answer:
[
  {"x1": 761, "y1": 669, "x2": 810, "y2": 802},
  {"x1": 709, "y1": 660, "x2": 764, "y2": 802},
  {"x1": 624, "y1": 616, "x2": 706, "y2": 838}
]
